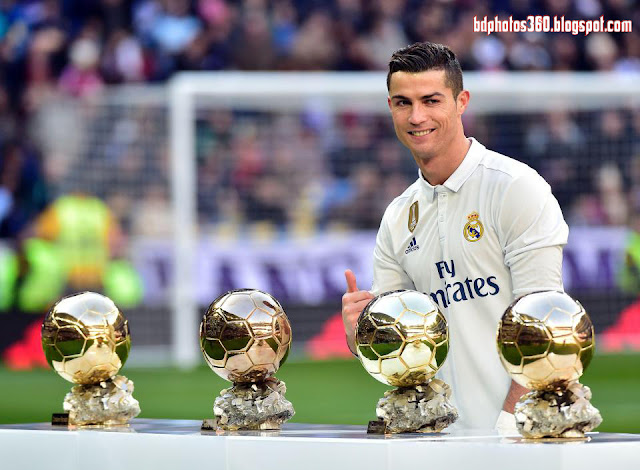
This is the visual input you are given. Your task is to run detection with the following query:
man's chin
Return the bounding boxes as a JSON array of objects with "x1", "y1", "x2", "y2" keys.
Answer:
[{"x1": 412, "y1": 150, "x2": 436, "y2": 165}]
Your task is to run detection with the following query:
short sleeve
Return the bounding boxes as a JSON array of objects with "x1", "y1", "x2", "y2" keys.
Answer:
[
  {"x1": 371, "y1": 210, "x2": 415, "y2": 295},
  {"x1": 497, "y1": 171, "x2": 569, "y2": 295}
]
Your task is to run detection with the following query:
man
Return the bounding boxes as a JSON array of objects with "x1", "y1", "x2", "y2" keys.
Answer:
[
  {"x1": 16, "y1": 193, "x2": 143, "y2": 312},
  {"x1": 341, "y1": 42, "x2": 568, "y2": 430}
]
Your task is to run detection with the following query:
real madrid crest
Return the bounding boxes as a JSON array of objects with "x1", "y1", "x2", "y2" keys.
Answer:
[
  {"x1": 463, "y1": 211, "x2": 484, "y2": 242},
  {"x1": 408, "y1": 201, "x2": 419, "y2": 233}
]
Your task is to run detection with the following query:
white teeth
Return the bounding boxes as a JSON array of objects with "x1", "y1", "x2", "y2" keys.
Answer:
[{"x1": 410, "y1": 129, "x2": 434, "y2": 136}]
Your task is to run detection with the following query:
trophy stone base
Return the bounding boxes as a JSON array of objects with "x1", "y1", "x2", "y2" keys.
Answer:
[
  {"x1": 515, "y1": 382, "x2": 602, "y2": 438},
  {"x1": 376, "y1": 378, "x2": 458, "y2": 433},
  {"x1": 63, "y1": 375, "x2": 141, "y2": 426},
  {"x1": 213, "y1": 378, "x2": 294, "y2": 431}
]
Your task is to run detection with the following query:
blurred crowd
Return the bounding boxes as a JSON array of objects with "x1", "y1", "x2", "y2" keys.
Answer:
[
  {"x1": 189, "y1": 106, "x2": 640, "y2": 234},
  {"x1": 1, "y1": 0, "x2": 639, "y2": 240}
]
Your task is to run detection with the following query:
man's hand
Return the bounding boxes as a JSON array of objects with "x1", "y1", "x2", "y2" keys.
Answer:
[
  {"x1": 495, "y1": 380, "x2": 528, "y2": 434},
  {"x1": 342, "y1": 269, "x2": 375, "y2": 354}
]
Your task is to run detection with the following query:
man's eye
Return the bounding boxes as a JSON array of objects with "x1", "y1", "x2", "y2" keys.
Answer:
[
  {"x1": 425, "y1": 99, "x2": 438, "y2": 104},
  {"x1": 397, "y1": 100, "x2": 409, "y2": 106}
]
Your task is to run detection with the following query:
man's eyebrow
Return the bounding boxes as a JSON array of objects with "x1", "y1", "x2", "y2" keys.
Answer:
[{"x1": 390, "y1": 92, "x2": 445, "y2": 100}]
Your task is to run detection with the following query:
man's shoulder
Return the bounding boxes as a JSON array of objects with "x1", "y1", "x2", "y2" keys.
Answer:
[
  {"x1": 478, "y1": 147, "x2": 535, "y2": 178},
  {"x1": 474, "y1": 144, "x2": 556, "y2": 217},
  {"x1": 376, "y1": 180, "x2": 422, "y2": 229},
  {"x1": 475, "y1": 145, "x2": 546, "y2": 188},
  {"x1": 384, "y1": 179, "x2": 421, "y2": 214}
]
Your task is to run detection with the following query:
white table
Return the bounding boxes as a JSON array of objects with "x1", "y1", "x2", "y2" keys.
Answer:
[{"x1": 1, "y1": 419, "x2": 637, "y2": 470}]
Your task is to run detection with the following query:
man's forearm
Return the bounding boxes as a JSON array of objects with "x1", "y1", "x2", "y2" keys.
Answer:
[{"x1": 503, "y1": 380, "x2": 529, "y2": 413}]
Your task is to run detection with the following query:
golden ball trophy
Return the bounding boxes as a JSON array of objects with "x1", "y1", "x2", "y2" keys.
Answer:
[
  {"x1": 355, "y1": 290, "x2": 457, "y2": 433},
  {"x1": 200, "y1": 288, "x2": 294, "y2": 431},
  {"x1": 497, "y1": 290, "x2": 602, "y2": 438},
  {"x1": 41, "y1": 292, "x2": 140, "y2": 426}
]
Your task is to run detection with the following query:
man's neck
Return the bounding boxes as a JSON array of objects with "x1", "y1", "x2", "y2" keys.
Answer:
[{"x1": 419, "y1": 135, "x2": 471, "y2": 186}]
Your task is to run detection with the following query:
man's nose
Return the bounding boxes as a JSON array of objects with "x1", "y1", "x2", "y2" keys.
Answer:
[{"x1": 408, "y1": 104, "x2": 427, "y2": 125}]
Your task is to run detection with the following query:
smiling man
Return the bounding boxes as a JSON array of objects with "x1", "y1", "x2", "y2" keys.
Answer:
[{"x1": 341, "y1": 42, "x2": 569, "y2": 431}]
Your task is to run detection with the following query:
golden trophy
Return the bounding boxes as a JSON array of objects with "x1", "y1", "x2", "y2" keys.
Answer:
[
  {"x1": 41, "y1": 291, "x2": 140, "y2": 426},
  {"x1": 497, "y1": 290, "x2": 602, "y2": 438},
  {"x1": 200, "y1": 288, "x2": 294, "y2": 431},
  {"x1": 355, "y1": 290, "x2": 457, "y2": 433}
]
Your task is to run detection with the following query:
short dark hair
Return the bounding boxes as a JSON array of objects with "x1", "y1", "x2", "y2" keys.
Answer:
[{"x1": 387, "y1": 42, "x2": 463, "y2": 98}]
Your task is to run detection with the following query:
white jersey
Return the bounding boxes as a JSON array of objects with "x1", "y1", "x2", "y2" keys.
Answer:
[{"x1": 371, "y1": 138, "x2": 569, "y2": 430}]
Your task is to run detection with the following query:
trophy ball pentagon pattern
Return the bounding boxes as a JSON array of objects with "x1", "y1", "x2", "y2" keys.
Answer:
[
  {"x1": 41, "y1": 292, "x2": 131, "y2": 385},
  {"x1": 355, "y1": 290, "x2": 449, "y2": 387},
  {"x1": 497, "y1": 291, "x2": 595, "y2": 391},
  {"x1": 200, "y1": 289, "x2": 292, "y2": 383}
]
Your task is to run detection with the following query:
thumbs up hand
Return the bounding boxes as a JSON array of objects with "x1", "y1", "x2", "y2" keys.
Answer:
[{"x1": 342, "y1": 269, "x2": 375, "y2": 354}]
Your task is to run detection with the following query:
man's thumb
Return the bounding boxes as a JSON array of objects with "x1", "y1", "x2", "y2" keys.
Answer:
[{"x1": 345, "y1": 269, "x2": 358, "y2": 293}]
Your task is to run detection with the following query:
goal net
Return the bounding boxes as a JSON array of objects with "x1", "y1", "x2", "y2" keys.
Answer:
[{"x1": 27, "y1": 72, "x2": 640, "y2": 367}]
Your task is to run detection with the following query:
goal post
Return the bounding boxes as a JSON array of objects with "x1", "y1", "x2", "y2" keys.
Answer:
[
  {"x1": 168, "y1": 71, "x2": 640, "y2": 369},
  {"x1": 169, "y1": 81, "x2": 198, "y2": 369},
  {"x1": 27, "y1": 72, "x2": 637, "y2": 369}
]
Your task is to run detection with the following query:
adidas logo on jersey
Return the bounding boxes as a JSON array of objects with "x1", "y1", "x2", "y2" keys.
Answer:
[{"x1": 405, "y1": 237, "x2": 420, "y2": 254}]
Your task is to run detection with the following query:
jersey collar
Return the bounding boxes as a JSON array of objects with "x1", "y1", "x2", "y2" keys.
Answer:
[{"x1": 417, "y1": 137, "x2": 484, "y2": 202}]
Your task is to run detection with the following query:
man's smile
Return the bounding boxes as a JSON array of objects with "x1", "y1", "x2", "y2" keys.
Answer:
[{"x1": 408, "y1": 129, "x2": 436, "y2": 136}]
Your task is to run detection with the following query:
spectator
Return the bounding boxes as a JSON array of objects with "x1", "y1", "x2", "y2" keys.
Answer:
[
  {"x1": 16, "y1": 193, "x2": 143, "y2": 311},
  {"x1": 0, "y1": 140, "x2": 48, "y2": 239},
  {"x1": 148, "y1": 0, "x2": 202, "y2": 56},
  {"x1": 101, "y1": 29, "x2": 147, "y2": 83},
  {"x1": 527, "y1": 110, "x2": 585, "y2": 209},
  {"x1": 58, "y1": 37, "x2": 104, "y2": 97},
  {"x1": 326, "y1": 164, "x2": 384, "y2": 230},
  {"x1": 231, "y1": 7, "x2": 276, "y2": 70},
  {"x1": 595, "y1": 163, "x2": 629, "y2": 226},
  {"x1": 289, "y1": 10, "x2": 338, "y2": 70}
]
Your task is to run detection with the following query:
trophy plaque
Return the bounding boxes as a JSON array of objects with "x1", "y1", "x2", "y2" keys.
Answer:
[
  {"x1": 355, "y1": 290, "x2": 457, "y2": 433},
  {"x1": 200, "y1": 288, "x2": 294, "y2": 431},
  {"x1": 41, "y1": 291, "x2": 140, "y2": 426},
  {"x1": 497, "y1": 290, "x2": 602, "y2": 438}
]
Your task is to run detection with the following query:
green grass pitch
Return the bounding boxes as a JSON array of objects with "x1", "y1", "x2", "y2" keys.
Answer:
[{"x1": 1, "y1": 354, "x2": 638, "y2": 433}]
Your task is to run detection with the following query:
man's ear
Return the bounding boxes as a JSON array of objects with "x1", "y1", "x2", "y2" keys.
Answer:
[{"x1": 457, "y1": 90, "x2": 470, "y2": 116}]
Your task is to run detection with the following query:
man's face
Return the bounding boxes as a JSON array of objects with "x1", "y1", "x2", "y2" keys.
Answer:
[{"x1": 387, "y1": 70, "x2": 469, "y2": 165}]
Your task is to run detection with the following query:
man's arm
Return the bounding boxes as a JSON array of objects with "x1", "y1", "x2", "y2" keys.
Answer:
[
  {"x1": 343, "y1": 212, "x2": 414, "y2": 354},
  {"x1": 497, "y1": 171, "x2": 569, "y2": 414},
  {"x1": 495, "y1": 380, "x2": 530, "y2": 432},
  {"x1": 498, "y1": 245, "x2": 564, "y2": 417}
]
